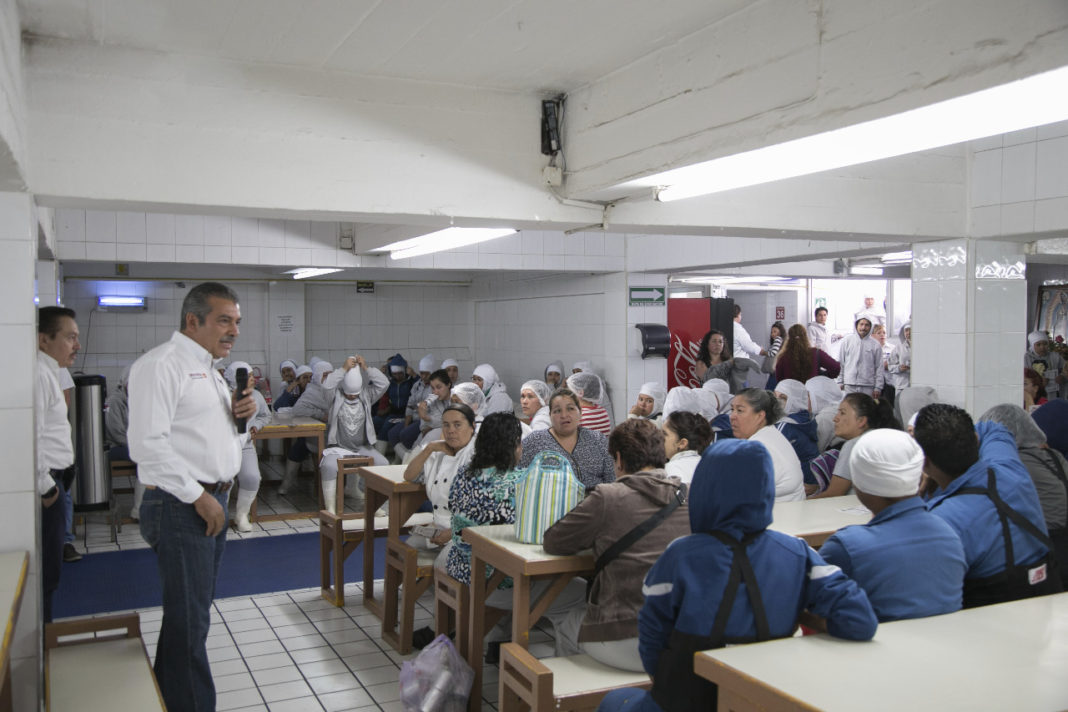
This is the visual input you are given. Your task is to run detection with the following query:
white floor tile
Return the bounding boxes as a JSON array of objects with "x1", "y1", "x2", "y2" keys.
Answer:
[
  {"x1": 365, "y1": 681, "x2": 400, "y2": 703},
  {"x1": 259, "y1": 679, "x2": 314, "y2": 703},
  {"x1": 296, "y1": 658, "x2": 350, "y2": 679},
  {"x1": 307, "y1": 671, "x2": 361, "y2": 695},
  {"x1": 331, "y1": 640, "x2": 379, "y2": 658},
  {"x1": 240, "y1": 639, "x2": 287, "y2": 657},
  {"x1": 208, "y1": 646, "x2": 243, "y2": 663},
  {"x1": 321, "y1": 628, "x2": 369, "y2": 645},
  {"x1": 354, "y1": 665, "x2": 399, "y2": 687},
  {"x1": 282, "y1": 633, "x2": 328, "y2": 651},
  {"x1": 213, "y1": 658, "x2": 250, "y2": 677},
  {"x1": 289, "y1": 646, "x2": 339, "y2": 665},
  {"x1": 318, "y1": 687, "x2": 375, "y2": 712},
  {"x1": 272, "y1": 622, "x2": 319, "y2": 639},
  {"x1": 216, "y1": 686, "x2": 265, "y2": 711},
  {"x1": 244, "y1": 652, "x2": 294, "y2": 672},
  {"x1": 228, "y1": 617, "x2": 273, "y2": 633},
  {"x1": 233, "y1": 628, "x2": 279, "y2": 645},
  {"x1": 342, "y1": 652, "x2": 394, "y2": 672},
  {"x1": 214, "y1": 671, "x2": 256, "y2": 693},
  {"x1": 268, "y1": 698, "x2": 324, "y2": 712},
  {"x1": 251, "y1": 665, "x2": 304, "y2": 687}
]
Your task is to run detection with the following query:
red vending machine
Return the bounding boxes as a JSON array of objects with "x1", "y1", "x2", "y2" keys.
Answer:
[{"x1": 667, "y1": 297, "x2": 735, "y2": 388}]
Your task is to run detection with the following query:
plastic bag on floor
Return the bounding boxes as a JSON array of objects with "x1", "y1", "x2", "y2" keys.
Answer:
[{"x1": 399, "y1": 633, "x2": 474, "y2": 712}]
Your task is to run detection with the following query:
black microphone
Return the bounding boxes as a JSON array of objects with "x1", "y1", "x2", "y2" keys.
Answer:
[{"x1": 235, "y1": 367, "x2": 249, "y2": 434}]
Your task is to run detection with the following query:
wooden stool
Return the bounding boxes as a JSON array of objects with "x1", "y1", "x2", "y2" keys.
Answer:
[
  {"x1": 383, "y1": 539, "x2": 437, "y2": 654},
  {"x1": 435, "y1": 571, "x2": 470, "y2": 658},
  {"x1": 109, "y1": 459, "x2": 137, "y2": 494},
  {"x1": 499, "y1": 643, "x2": 651, "y2": 712},
  {"x1": 318, "y1": 456, "x2": 375, "y2": 607}
]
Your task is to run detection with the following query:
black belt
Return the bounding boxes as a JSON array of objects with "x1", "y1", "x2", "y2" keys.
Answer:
[{"x1": 144, "y1": 481, "x2": 234, "y2": 494}]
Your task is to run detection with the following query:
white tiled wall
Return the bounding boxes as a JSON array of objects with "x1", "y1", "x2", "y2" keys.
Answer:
[
  {"x1": 62, "y1": 279, "x2": 269, "y2": 397},
  {"x1": 626, "y1": 274, "x2": 668, "y2": 414},
  {"x1": 2, "y1": 192, "x2": 45, "y2": 712},
  {"x1": 970, "y1": 119, "x2": 1068, "y2": 236},
  {"x1": 471, "y1": 272, "x2": 630, "y2": 421},
  {"x1": 303, "y1": 283, "x2": 474, "y2": 377}
]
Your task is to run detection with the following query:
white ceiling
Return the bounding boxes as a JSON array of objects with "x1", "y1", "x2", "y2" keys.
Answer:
[{"x1": 17, "y1": 0, "x2": 751, "y2": 92}]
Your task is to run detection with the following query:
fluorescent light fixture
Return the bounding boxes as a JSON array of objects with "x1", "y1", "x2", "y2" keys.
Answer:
[
  {"x1": 850, "y1": 266, "x2": 885, "y2": 276},
  {"x1": 284, "y1": 268, "x2": 344, "y2": 280},
  {"x1": 377, "y1": 228, "x2": 517, "y2": 260},
  {"x1": 653, "y1": 65, "x2": 1068, "y2": 202},
  {"x1": 881, "y1": 251, "x2": 913, "y2": 265},
  {"x1": 98, "y1": 295, "x2": 147, "y2": 309},
  {"x1": 676, "y1": 276, "x2": 792, "y2": 285}
]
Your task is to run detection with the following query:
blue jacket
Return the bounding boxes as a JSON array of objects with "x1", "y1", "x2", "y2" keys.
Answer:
[
  {"x1": 776, "y1": 411, "x2": 819, "y2": 485},
  {"x1": 638, "y1": 440, "x2": 877, "y2": 676},
  {"x1": 820, "y1": 497, "x2": 966, "y2": 622},
  {"x1": 382, "y1": 354, "x2": 416, "y2": 417},
  {"x1": 927, "y1": 421, "x2": 1050, "y2": 579},
  {"x1": 710, "y1": 413, "x2": 734, "y2": 443}
]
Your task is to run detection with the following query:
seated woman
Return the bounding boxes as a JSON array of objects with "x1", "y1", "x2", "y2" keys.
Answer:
[
  {"x1": 544, "y1": 419, "x2": 691, "y2": 671},
  {"x1": 223, "y1": 361, "x2": 272, "y2": 531},
  {"x1": 317, "y1": 356, "x2": 390, "y2": 513},
  {"x1": 273, "y1": 359, "x2": 297, "y2": 403},
  {"x1": 374, "y1": 354, "x2": 416, "y2": 442},
  {"x1": 519, "y1": 388, "x2": 615, "y2": 488},
  {"x1": 519, "y1": 380, "x2": 553, "y2": 431},
  {"x1": 450, "y1": 382, "x2": 486, "y2": 430},
  {"x1": 773, "y1": 379, "x2": 820, "y2": 494},
  {"x1": 544, "y1": 361, "x2": 565, "y2": 389},
  {"x1": 567, "y1": 372, "x2": 612, "y2": 435},
  {"x1": 281, "y1": 360, "x2": 335, "y2": 494},
  {"x1": 805, "y1": 375, "x2": 845, "y2": 452},
  {"x1": 403, "y1": 404, "x2": 477, "y2": 551},
  {"x1": 810, "y1": 393, "x2": 900, "y2": 499},
  {"x1": 978, "y1": 404, "x2": 1068, "y2": 588},
  {"x1": 599, "y1": 440, "x2": 877, "y2": 712},
  {"x1": 408, "y1": 368, "x2": 452, "y2": 450},
  {"x1": 388, "y1": 354, "x2": 437, "y2": 455},
  {"x1": 629, "y1": 382, "x2": 666, "y2": 421},
  {"x1": 1024, "y1": 367, "x2": 1048, "y2": 411},
  {"x1": 774, "y1": 324, "x2": 840, "y2": 384},
  {"x1": 441, "y1": 358, "x2": 460, "y2": 384},
  {"x1": 273, "y1": 364, "x2": 311, "y2": 410},
  {"x1": 662, "y1": 411, "x2": 713, "y2": 486},
  {"x1": 472, "y1": 363, "x2": 514, "y2": 416},
  {"x1": 694, "y1": 329, "x2": 733, "y2": 384},
  {"x1": 729, "y1": 388, "x2": 806, "y2": 502}
]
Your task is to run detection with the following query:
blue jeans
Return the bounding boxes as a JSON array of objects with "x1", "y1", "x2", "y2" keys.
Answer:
[
  {"x1": 597, "y1": 688, "x2": 663, "y2": 712},
  {"x1": 388, "y1": 420, "x2": 422, "y2": 448},
  {"x1": 140, "y1": 487, "x2": 228, "y2": 712}
]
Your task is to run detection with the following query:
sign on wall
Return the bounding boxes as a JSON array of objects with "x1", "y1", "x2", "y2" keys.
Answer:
[
  {"x1": 629, "y1": 287, "x2": 665, "y2": 306},
  {"x1": 775, "y1": 306, "x2": 785, "y2": 321},
  {"x1": 356, "y1": 281, "x2": 375, "y2": 294}
]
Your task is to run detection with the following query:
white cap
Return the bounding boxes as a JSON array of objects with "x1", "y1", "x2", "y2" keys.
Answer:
[
  {"x1": 418, "y1": 355, "x2": 435, "y2": 372},
  {"x1": 295, "y1": 365, "x2": 312, "y2": 378},
  {"x1": 849, "y1": 429, "x2": 924, "y2": 498},
  {"x1": 343, "y1": 368, "x2": 363, "y2": 395},
  {"x1": 441, "y1": 358, "x2": 459, "y2": 369}
]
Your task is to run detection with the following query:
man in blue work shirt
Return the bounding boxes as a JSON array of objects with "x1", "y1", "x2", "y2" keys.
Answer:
[
  {"x1": 914, "y1": 404, "x2": 1062, "y2": 608},
  {"x1": 820, "y1": 429, "x2": 966, "y2": 621}
]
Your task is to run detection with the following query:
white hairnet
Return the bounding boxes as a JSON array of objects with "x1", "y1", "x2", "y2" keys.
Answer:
[
  {"x1": 567, "y1": 372, "x2": 605, "y2": 405},
  {"x1": 774, "y1": 379, "x2": 808, "y2": 415},
  {"x1": 521, "y1": 380, "x2": 553, "y2": 407},
  {"x1": 805, "y1": 376, "x2": 843, "y2": 414},
  {"x1": 663, "y1": 386, "x2": 720, "y2": 421},
  {"x1": 451, "y1": 382, "x2": 486, "y2": 414},
  {"x1": 978, "y1": 403, "x2": 1048, "y2": 449}
]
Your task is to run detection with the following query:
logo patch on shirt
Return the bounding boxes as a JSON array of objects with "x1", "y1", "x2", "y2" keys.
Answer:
[
  {"x1": 1028, "y1": 563, "x2": 1048, "y2": 586},
  {"x1": 189, "y1": 372, "x2": 208, "y2": 380}
]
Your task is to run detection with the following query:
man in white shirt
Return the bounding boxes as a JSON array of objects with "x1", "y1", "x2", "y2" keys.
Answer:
[
  {"x1": 36, "y1": 307, "x2": 80, "y2": 621},
  {"x1": 807, "y1": 306, "x2": 842, "y2": 351},
  {"x1": 128, "y1": 283, "x2": 256, "y2": 712},
  {"x1": 732, "y1": 305, "x2": 767, "y2": 360},
  {"x1": 838, "y1": 317, "x2": 884, "y2": 397}
]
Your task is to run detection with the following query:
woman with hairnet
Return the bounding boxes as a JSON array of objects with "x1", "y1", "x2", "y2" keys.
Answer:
[
  {"x1": 519, "y1": 380, "x2": 553, "y2": 431},
  {"x1": 472, "y1": 363, "x2": 514, "y2": 416},
  {"x1": 978, "y1": 403, "x2": 1068, "y2": 588},
  {"x1": 223, "y1": 361, "x2": 272, "y2": 531},
  {"x1": 568, "y1": 372, "x2": 612, "y2": 435},
  {"x1": 544, "y1": 361, "x2": 565, "y2": 389},
  {"x1": 318, "y1": 355, "x2": 390, "y2": 514},
  {"x1": 628, "y1": 382, "x2": 666, "y2": 421},
  {"x1": 450, "y1": 382, "x2": 487, "y2": 430}
]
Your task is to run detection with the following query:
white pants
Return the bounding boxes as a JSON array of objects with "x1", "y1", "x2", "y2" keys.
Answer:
[
  {"x1": 484, "y1": 577, "x2": 588, "y2": 657},
  {"x1": 555, "y1": 606, "x2": 644, "y2": 671},
  {"x1": 319, "y1": 446, "x2": 388, "y2": 495},
  {"x1": 843, "y1": 384, "x2": 875, "y2": 396},
  {"x1": 236, "y1": 445, "x2": 261, "y2": 493}
]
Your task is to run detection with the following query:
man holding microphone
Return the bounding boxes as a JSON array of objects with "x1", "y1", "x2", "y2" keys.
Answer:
[{"x1": 128, "y1": 282, "x2": 257, "y2": 712}]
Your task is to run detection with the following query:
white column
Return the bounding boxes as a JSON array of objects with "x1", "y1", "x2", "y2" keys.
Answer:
[
  {"x1": 35, "y1": 260, "x2": 60, "y2": 307},
  {"x1": 910, "y1": 238, "x2": 1026, "y2": 415},
  {"x1": 0, "y1": 192, "x2": 46, "y2": 710}
]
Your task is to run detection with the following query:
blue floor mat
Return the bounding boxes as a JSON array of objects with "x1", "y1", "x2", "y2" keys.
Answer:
[{"x1": 53, "y1": 531, "x2": 389, "y2": 618}]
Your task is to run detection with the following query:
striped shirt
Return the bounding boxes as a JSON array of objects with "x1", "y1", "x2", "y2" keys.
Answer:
[{"x1": 580, "y1": 405, "x2": 611, "y2": 435}]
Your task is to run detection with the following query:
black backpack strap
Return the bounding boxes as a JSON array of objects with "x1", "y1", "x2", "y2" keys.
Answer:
[
  {"x1": 1042, "y1": 450, "x2": 1068, "y2": 500},
  {"x1": 592, "y1": 487, "x2": 684, "y2": 580},
  {"x1": 706, "y1": 531, "x2": 770, "y2": 644}
]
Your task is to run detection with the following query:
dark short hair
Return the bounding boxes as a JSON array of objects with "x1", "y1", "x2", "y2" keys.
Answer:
[
  {"x1": 913, "y1": 403, "x2": 978, "y2": 478},
  {"x1": 735, "y1": 388, "x2": 784, "y2": 425},
  {"x1": 468, "y1": 413, "x2": 522, "y2": 477},
  {"x1": 442, "y1": 403, "x2": 476, "y2": 428},
  {"x1": 665, "y1": 411, "x2": 713, "y2": 453},
  {"x1": 180, "y1": 282, "x2": 239, "y2": 331},
  {"x1": 814, "y1": 307, "x2": 828, "y2": 317},
  {"x1": 38, "y1": 307, "x2": 77, "y2": 337},
  {"x1": 549, "y1": 388, "x2": 581, "y2": 412},
  {"x1": 429, "y1": 368, "x2": 452, "y2": 387},
  {"x1": 608, "y1": 419, "x2": 667, "y2": 473},
  {"x1": 733, "y1": 304, "x2": 742, "y2": 318}
]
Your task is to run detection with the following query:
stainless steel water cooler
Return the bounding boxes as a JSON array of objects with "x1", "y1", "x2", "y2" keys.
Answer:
[{"x1": 68, "y1": 374, "x2": 110, "y2": 509}]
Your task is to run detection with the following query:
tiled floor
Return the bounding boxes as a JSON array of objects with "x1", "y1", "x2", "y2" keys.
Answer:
[{"x1": 56, "y1": 579, "x2": 552, "y2": 711}]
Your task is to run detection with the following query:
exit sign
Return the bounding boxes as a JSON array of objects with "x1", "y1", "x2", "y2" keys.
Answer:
[{"x1": 629, "y1": 287, "x2": 665, "y2": 306}]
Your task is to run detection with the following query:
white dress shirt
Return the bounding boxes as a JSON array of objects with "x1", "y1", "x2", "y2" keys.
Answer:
[
  {"x1": 36, "y1": 351, "x2": 74, "y2": 495},
  {"x1": 128, "y1": 332, "x2": 242, "y2": 504},
  {"x1": 732, "y1": 321, "x2": 764, "y2": 359}
]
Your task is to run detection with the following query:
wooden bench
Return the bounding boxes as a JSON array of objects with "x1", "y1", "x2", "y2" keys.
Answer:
[
  {"x1": 382, "y1": 539, "x2": 437, "y2": 654},
  {"x1": 45, "y1": 613, "x2": 164, "y2": 711},
  {"x1": 499, "y1": 643, "x2": 651, "y2": 712},
  {"x1": 108, "y1": 459, "x2": 137, "y2": 494}
]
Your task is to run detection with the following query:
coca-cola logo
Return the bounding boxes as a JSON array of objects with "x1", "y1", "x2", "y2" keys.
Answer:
[{"x1": 671, "y1": 333, "x2": 703, "y2": 389}]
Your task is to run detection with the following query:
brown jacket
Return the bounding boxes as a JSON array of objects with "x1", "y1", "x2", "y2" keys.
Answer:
[{"x1": 543, "y1": 468, "x2": 689, "y2": 642}]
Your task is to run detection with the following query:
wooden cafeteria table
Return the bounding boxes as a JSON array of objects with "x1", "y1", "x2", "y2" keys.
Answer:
[
  {"x1": 769, "y1": 494, "x2": 870, "y2": 548},
  {"x1": 462, "y1": 524, "x2": 594, "y2": 712},
  {"x1": 0, "y1": 551, "x2": 28, "y2": 712},
  {"x1": 358, "y1": 465, "x2": 427, "y2": 620},
  {"x1": 251, "y1": 415, "x2": 327, "y2": 518},
  {"x1": 695, "y1": 592, "x2": 1068, "y2": 712}
]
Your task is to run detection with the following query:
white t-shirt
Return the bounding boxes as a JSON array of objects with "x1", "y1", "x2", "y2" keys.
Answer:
[{"x1": 749, "y1": 426, "x2": 806, "y2": 502}]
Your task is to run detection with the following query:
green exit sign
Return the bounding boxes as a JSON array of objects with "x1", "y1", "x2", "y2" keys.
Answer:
[{"x1": 629, "y1": 287, "x2": 665, "y2": 306}]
